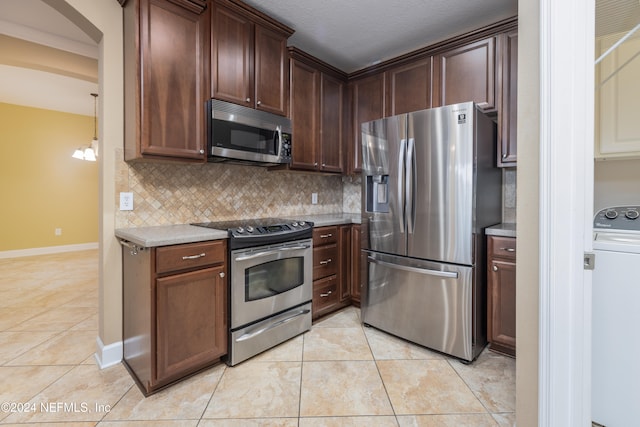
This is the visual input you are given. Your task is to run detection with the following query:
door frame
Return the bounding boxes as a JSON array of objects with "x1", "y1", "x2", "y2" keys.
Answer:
[{"x1": 538, "y1": 0, "x2": 594, "y2": 425}]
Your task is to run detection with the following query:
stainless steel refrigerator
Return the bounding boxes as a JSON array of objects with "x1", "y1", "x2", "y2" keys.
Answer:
[{"x1": 360, "y1": 102, "x2": 502, "y2": 362}]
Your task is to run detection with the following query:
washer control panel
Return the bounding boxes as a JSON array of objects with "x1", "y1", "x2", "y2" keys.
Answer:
[{"x1": 594, "y1": 206, "x2": 640, "y2": 231}]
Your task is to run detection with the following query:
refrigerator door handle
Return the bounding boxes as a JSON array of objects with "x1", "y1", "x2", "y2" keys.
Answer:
[
  {"x1": 368, "y1": 256, "x2": 459, "y2": 279},
  {"x1": 398, "y1": 139, "x2": 407, "y2": 233},
  {"x1": 406, "y1": 138, "x2": 416, "y2": 233}
]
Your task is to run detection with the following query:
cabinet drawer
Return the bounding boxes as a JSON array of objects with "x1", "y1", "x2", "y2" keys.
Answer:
[
  {"x1": 313, "y1": 275, "x2": 339, "y2": 316},
  {"x1": 156, "y1": 240, "x2": 225, "y2": 275},
  {"x1": 488, "y1": 236, "x2": 516, "y2": 260},
  {"x1": 313, "y1": 226, "x2": 338, "y2": 245},
  {"x1": 313, "y1": 243, "x2": 338, "y2": 280}
]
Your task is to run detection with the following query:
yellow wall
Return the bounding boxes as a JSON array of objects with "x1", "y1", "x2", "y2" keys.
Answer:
[{"x1": 0, "y1": 102, "x2": 98, "y2": 251}]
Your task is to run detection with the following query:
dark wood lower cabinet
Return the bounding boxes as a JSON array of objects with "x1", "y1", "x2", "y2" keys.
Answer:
[
  {"x1": 123, "y1": 240, "x2": 227, "y2": 395},
  {"x1": 487, "y1": 235, "x2": 516, "y2": 357}
]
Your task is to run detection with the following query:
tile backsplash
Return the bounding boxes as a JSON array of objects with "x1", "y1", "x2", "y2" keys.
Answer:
[
  {"x1": 115, "y1": 150, "x2": 513, "y2": 229},
  {"x1": 115, "y1": 152, "x2": 345, "y2": 228}
]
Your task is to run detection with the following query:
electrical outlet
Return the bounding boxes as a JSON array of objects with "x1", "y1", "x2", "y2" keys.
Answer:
[
  {"x1": 120, "y1": 192, "x2": 134, "y2": 211},
  {"x1": 312, "y1": 193, "x2": 318, "y2": 204},
  {"x1": 55, "y1": 228, "x2": 62, "y2": 236}
]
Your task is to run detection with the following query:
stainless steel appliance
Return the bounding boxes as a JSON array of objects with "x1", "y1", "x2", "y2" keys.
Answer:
[
  {"x1": 207, "y1": 99, "x2": 292, "y2": 166},
  {"x1": 361, "y1": 102, "x2": 502, "y2": 362},
  {"x1": 192, "y1": 218, "x2": 313, "y2": 365}
]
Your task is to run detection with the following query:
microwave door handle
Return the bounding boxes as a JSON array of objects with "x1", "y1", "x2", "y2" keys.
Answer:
[{"x1": 274, "y1": 125, "x2": 282, "y2": 155}]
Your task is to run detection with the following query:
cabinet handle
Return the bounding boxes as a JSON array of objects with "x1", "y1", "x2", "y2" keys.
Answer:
[
  {"x1": 257, "y1": 100, "x2": 261, "y2": 105},
  {"x1": 322, "y1": 163, "x2": 326, "y2": 167},
  {"x1": 493, "y1": 265, "x2": 498, "y2": 271},
  {"x1": 219, "y1": 271, "x2": 225, "y2": 278},
  {"x1": 320, "y1": 290, "x2": 333, "y2": 297},
  {"x1": 319, "y1": 258, "x2": 332, "y2": 265},
  {"x1": 245, "y1": 98, "x2": 251, "y2": 103},
  {"x1": 199, "y1": 149, "x2": 205, "y2": 154},
  {"x1": 320, "y1": 233, "x2": 333, "y2": 239},
  {"x1": 314, "y1": 162, "x2": 318, "y2": 167},
  {"x1": 182, "y1": 253, "x2": 206, "y2": 260},
  {"x1": 500, "y1": 247, "x2": 516, "y2": 252}
]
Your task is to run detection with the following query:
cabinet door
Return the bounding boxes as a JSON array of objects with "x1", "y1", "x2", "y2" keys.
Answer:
[
  {"x1": 487, "y1": 259, "x2": 516, "y2": 356},
  {"x1": 596, "y1": 32, "x2": 640, "y2": 158},
  {"x1": 155, "y1": 265, "x2": 227, "y2": 385},
  {"x1": 386, "y1": 58, "x2": 432, "y2": 116},
  {"x1": 433, "y1": 37, "x2": 496, "y2": 110},
  {"x1": 350, "y1": 73, "x2": 386, "y2": 173},
  {"x1": 290, "y1": 58, "x2": 319, "y2": 171},
  {"x1": 132, "y1": 0, "x2": 209, "y2": 160},
  {"x1": 498, "y1": 31, "x2": 518, "y2": 166},
  {"x1": 254, "y1": 25, "x2": 289, "y2": 116},
  {"x1": 319, "y1": 73, "x2": 345, "y2": 173},
  {"x1": 211, "y1": 3, "x2": 253, "y2": 107}
]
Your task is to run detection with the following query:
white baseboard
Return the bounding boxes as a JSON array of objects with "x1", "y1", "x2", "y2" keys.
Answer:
[
  {"x1": 0, "y1": 242, "x2": 99, "y2": 259},
  {"x1": 94, "y1": 336, "x2": 123, "y2": 369}
]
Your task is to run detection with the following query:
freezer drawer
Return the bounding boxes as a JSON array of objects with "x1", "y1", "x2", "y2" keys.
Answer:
[{"x1": 362, "y1": 252, "x2": 477, "y2": 361}]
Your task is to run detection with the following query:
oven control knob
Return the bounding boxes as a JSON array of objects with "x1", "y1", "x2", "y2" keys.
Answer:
[
  {"x1": 299, "y1": 221, "x2": 306, "y2": 226},
  {"x1": 236, "y1": 226, "x2": 245, "y2": 234},
  {"x1": 625, "y1": 209, "x2": 639, "y2": 220},
  {"x1": 292, "y1": 222, "x2": 298, "y2": 227},
  {"x1": 605, "y1": 209, "x2": 618, "y2": 220},
  {"x1": 246, "y1": 226, "x2": 254, "y2": 233}
]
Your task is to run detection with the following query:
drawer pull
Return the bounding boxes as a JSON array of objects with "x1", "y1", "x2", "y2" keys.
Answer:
[
  {"x1": 500, "y1": 247, "x2": 515, "y2": 252},
  {"x1": 319, "y1": 258, "x2": 332, "y2": 265},
  {"x1": 219, "y1": 272, "x2": 225, "y2": 278},
  {"x1": 182, "y1": 253, "x2": 206, "y2": 260},
  {"x1": 320, "y1": 233, "x2": 333, "y2": 239},
  {"x1": 493, "y1": 265, "x2": 498, "y2": 271},
  {"x1": 320, "y1": 290, "x2": 333, "y2": 297}
]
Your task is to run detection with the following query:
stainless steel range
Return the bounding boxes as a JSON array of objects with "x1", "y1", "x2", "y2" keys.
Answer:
[{"x1": 192, "y1": 218, "x2": 313, "y2": 366}]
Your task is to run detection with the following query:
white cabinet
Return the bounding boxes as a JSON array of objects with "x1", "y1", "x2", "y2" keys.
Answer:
[{"x1": 596, "y1": 32, "x2": 640, "y2": 159}]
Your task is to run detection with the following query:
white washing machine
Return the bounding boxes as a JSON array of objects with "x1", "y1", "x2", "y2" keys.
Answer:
[{"x1": 592, "y1": 206, "x2": 640, "y2": 427}]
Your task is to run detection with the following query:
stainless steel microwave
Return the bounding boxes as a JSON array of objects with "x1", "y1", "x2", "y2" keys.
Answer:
[{"x1": 206, "y1": 99, "x2": 292, "y2": 166}]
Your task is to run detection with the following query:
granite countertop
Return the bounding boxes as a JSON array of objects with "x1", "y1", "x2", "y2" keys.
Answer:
[
  {"x1": 485, "y1": 223, "x2": 517, "y2": 238},
  {"x1": 115, "y1": 213, "x2": 361, "y2": 248},
  {"x1": 115, "y1": 224, "x2": 228, "y2": 248}
]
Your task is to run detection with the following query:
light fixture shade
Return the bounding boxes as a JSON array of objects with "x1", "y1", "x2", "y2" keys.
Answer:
[
  {"x1": 72, "y1": 148, "x2": 85, "y2": 160},
  {"x1": 84, "y1": 146, "x2": 96, "y2": 161}
]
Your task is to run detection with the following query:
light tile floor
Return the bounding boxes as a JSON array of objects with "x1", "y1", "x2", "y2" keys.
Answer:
[{"x1": 0, "y1": 250, "x2": 515, "y2": 426}]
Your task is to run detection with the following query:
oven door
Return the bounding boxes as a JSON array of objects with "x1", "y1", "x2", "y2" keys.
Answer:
[{"x1": 230, "y1": 239, "x2": 312, "y2": 329}]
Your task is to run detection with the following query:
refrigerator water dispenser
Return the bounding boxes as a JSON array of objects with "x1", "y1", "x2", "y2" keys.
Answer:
[{"x1": 366, "y1": 175, "x2": 389, "y2": 213}]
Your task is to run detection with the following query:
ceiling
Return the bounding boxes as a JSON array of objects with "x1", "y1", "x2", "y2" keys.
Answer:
[{"x1": 1, "y1": 0, "x2": 639, "y2": 116}]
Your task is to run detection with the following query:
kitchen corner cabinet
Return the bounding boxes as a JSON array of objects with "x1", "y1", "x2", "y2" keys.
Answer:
[
  {"x1": 595, "y1": 31, "x2": 640, "y2": 159},
  {"x1": 487, "y1": 235, "x2": 516, "y2": 357},
  {"x1": 122, "y1": 0, "x2": 209, "y2": 162},
  {"x1": 312, "y1": 225, "x2": 351, "y2": 319},
  {"x1": 123, "y1": 239, "x2": 227, "y2": 395},
  {"x1": 497, "y1": 30, "x2": 518, "y2": 166},
  {"x1": 211, "y1": 0, "x2": 293, "y2": 116},
  {"x1": 433, "y1": 36, "x2": 497, "y2": 111},
  {"x1": 349, "y1": 72, "x2": 386, "y2": 174},
  {"x1": 289, "y1": 48, "x2": 346, "y2": 173}
]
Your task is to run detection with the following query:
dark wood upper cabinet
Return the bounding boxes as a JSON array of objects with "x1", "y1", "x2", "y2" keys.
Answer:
[
  {"x1": 349, "y1": 72, "x2": 386, "y2": 174},
  {"x1": 433, "y1": 36, "x2": 497, "y2": 111},
  {"x1": 123, "y1": 0, "x2": 209, "y2": 162},
  {"x1": 211, "y1": 0, "x2": 293, "y2": 116},
  {"x1": 497, "y1": 30, "x2": 518, "y2": 166},
  {"x1": 386, "y1": 57, "x2": 432, "y2": 116},
  {"x1": 289, "y1": 48, "x2": 345, "y2": 173}
]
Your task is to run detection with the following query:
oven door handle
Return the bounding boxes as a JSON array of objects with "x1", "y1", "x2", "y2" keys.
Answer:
[
  {"x1": 234, "y1": 245, "x2": 310, "y2": 261},
  {"x1": 235, "y1": 308, "x2": 311, "y2": 342}
]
